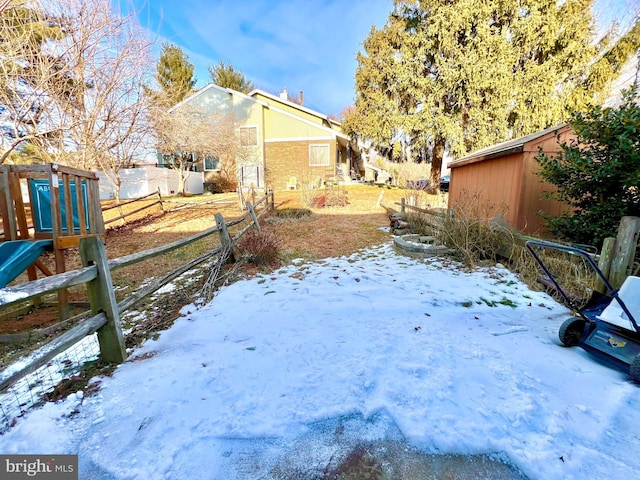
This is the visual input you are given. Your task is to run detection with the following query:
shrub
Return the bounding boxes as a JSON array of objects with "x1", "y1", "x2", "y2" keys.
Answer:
[
  {"x1": 404, "y1": 192, "x2": 601, "y2": 305},
  {"x1": 236, "y1": 228, "x2": 282, "y2": 266},
  {"x1": 535, "y1": 86, "x2": 640, "y2": 248},
  {"x1": 275, "y1": 208, "x2": 312, "y2": 219},
  {"x1": 382, "y1": 158, "x2": 431, "y2": 188},
  {"x1": 439, "y1": 212, "x2": 515, "y2": 268},
  {"x1": 405, "y1": 212, "x2": 436, "y2": 235},
  {"x1": 268, "y1": 208, "x2": 312, "y2": 225},
  {"x1": 203, "y1": 164, "x2": 238, "y2": 193}
]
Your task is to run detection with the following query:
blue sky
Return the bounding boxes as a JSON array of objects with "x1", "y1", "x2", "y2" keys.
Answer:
[
  {"x1": 115, "y1": 0, "x2": 639, "y2": 117},
  {"x1": 116, "y1": 0, "x2": 393, "y2": 116}
]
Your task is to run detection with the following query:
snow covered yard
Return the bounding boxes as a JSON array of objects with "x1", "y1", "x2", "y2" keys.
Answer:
[{"x1": 1, "y1": 242, "x2": 639, "y2": 479}]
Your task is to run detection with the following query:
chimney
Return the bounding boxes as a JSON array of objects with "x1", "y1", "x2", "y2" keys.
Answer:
[
  {"x1": 299, "y1": 90, "x2": 304, "y2": 106},
  {"x1": 279, "y1": 87, "x2": 288, "y2": 100}
]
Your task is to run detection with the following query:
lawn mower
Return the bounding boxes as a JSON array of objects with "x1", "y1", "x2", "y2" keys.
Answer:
[{"x1": 525, "y1": 240, "x2": 640, "y2": 383}]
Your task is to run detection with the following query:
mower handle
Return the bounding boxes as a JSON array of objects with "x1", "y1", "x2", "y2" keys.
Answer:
[{"x1": 525, "y1": 240, "x2": 639, "y2": 331}]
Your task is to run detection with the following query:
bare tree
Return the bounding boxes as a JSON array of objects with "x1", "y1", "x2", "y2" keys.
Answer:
[
  {"x1": 0, "y1": 0, "x2": 71, "y2": 164},
  {"x1": 99, "y1": 108, "x2": 156, "y2": 201},
  {"x1": 153, "y1": 103, "x2": 237, "y2": 196},
  {"x1": 49, "y1": 0, "x2": 154, "y2": 171},
  {"x1": 0, "y1": 0, "x2": 154, "y2": 182},
  {"x1": 0, "y1": 1, "x2": 12, "y2": 15}
]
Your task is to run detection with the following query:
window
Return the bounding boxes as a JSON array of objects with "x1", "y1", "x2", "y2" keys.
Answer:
[
  {"x1": 204, "y1": 156, "x2": 220, "y2": 171},
  {"x1": 239, "y1": 126, "x2": 258, "y2": 146},
  {"x1": 309, "y1": 144, "x2": 330, "y2": 166}
]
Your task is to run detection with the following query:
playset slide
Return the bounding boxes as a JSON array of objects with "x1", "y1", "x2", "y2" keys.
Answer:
[{"x1": 0, "y1": 240, "x2": 53, "y2": 288}]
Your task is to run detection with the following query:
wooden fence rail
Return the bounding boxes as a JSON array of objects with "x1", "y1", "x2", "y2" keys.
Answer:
[
  {"x1": 103, "y1": 189, "x2": 164, "y2": 225},
  {"x1": 0, "y1": 190, "x2": 274, "y2": 392},
  {"x1": 395, "y1": 199, "x2": 640, "y2": 290},
  {"x1": 101, "y1": 190, "x2": 162, "y2": 212}
]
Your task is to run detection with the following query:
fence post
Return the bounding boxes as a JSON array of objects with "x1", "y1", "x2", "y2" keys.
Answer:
[
  {"x1": 246, "y1": 202, "x2": 261, "y2": 232},
  {"x1": 401, "y1": 197, "x2": 406, "y2": 214},
  {"x1": 157, "y1": 187, "x2": 164, "y2": 213},
  {"x1": 609, "y1": 216, "x2": 640, "y2": 289},
  {"x1": 237, "y1": 188, "x2": 245, "y2": 211},
  {"x1": 595, "y1": 237, "x2": 616, "y2": 294},
  {"x1": 215, "y1": 213, "x2": 235, "y2": 263},
  {"x1": 0, "y1": 165, "x2": 17, "y2": 240},
  {"x1": 79, "y1": 237, "x2": 126, "y2": 363}
]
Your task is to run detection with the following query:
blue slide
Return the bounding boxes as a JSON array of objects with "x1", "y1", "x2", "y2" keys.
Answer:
[{"x1": 0, "y1": 240, "x2": 53, "y2": 288}]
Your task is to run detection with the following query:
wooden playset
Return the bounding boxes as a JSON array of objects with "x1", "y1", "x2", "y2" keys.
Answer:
[{"x1": 0, "y1": 163, "x2": 105, "y2": 314}]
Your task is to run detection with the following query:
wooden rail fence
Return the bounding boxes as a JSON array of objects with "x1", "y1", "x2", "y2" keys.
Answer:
[
  {"x1": 395, "y1": 199, "x2": 640, "y2": 290},
  {"x1": 0, "y1": 190, "x2": 274, "y2": 393},
  {"x1": 102, "y1": 189, "x2": 164, "y2": 226}
]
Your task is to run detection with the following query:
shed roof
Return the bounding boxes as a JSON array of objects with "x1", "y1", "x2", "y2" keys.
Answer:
[{"x1": 449, "y1": 124, "x2": 568, "y2": 169}]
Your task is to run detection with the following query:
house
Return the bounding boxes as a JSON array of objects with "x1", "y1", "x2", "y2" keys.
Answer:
[
  {"x1": 447, "y1": 124, "x2": 575, "y2": 235},
  {"x1": 163, "y1": 84, "x2": 356, "y2": 192}
]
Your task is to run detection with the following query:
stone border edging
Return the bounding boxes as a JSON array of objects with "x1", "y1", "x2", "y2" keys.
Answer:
[{"x1": 393, "y1": 234, "x2": 451, "y2": 256}]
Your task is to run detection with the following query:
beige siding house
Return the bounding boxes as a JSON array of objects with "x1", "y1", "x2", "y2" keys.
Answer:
[{"x1": 168, "y1": 84, "x2": 354, "y2": 192}]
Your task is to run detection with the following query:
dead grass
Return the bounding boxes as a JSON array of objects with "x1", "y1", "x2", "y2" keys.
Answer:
[
  {"x1": 0, "y1": 185, "x2": 445, "y2": 361},
  {"x1": 403, "y1": 190, "x2": 599, "y2": 307},
  {"x1": 510, "y1": 244, "x2": 598, "y2": 309},
  {"x1": 272, "y1": 184, "x2": 445, "y2": 261}
]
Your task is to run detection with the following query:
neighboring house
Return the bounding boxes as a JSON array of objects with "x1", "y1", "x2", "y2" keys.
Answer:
[
  {"x1": 248, "y1": 88, "x2": 355, "y2": 189},
  {"x1": 163, "y1": 84, "x2": 356, "y2": 192},
  {"x1": 447, "y1": 124, "x2": 575, "y2": 235}
]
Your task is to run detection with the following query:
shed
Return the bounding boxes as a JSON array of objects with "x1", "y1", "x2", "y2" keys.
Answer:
[{"x1": 447, "y1": 124, "x2": 574, "y2": 235}]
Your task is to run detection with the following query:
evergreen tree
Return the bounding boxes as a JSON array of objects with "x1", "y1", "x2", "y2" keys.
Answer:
[
  {"x1": 151, "y1": 43, "x2": 197, "y2": 107},
  {"x1": 535, "y1": 86, "x2": 640, "y2": 248},
  {"x1": 208, "y1": 61, "x2": 255, "y2": 93},
  {"x1": 348, "y1": 0, "x2": 640, "y2": 190}
]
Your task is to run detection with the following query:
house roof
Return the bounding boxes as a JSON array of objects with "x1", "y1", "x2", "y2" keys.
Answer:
[
  {"x1": 168, "y1": 84, "x2": 350, "y2": 144},
  {"x1": 168, "y1": 83, "x2": 267, "y2": 113},
  {"x1": 449, "y1": 124, "x2": 569, "y2": 169},
  {"x1": 248, "y1": 89, "x2": 341, "y2": 128}
]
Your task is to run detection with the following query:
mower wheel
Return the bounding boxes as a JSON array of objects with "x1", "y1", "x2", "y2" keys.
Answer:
[
  {"x1": 630, "y1": 355, "x2": 640, "y2": 384},
  {"x1": 558, "y1": 318, "x2": 585, "y2": 346}
]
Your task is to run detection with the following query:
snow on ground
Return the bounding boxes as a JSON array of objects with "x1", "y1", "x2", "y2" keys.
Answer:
[
  {"x1": 1, "y1": 242, "x2": 639, "y2": 479},
  {"x1": 0, "y1": 288, "x2": 28, "y2": 304}
]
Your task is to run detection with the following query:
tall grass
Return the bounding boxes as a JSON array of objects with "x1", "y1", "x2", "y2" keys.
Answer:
[
  {"x1": 510, "y1": 243, "x2": 598, "y2": 309},
  {"x1": 404, "y1": 190, "x2": 598, "y2": 306},
  {"x1": 417, "y1": 190, "x2": 515, "y2": 267}
]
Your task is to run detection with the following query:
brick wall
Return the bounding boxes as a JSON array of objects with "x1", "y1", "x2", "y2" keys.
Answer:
[{"x1": 265, "y1": 140, "x2": 336, "y2": 190}]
